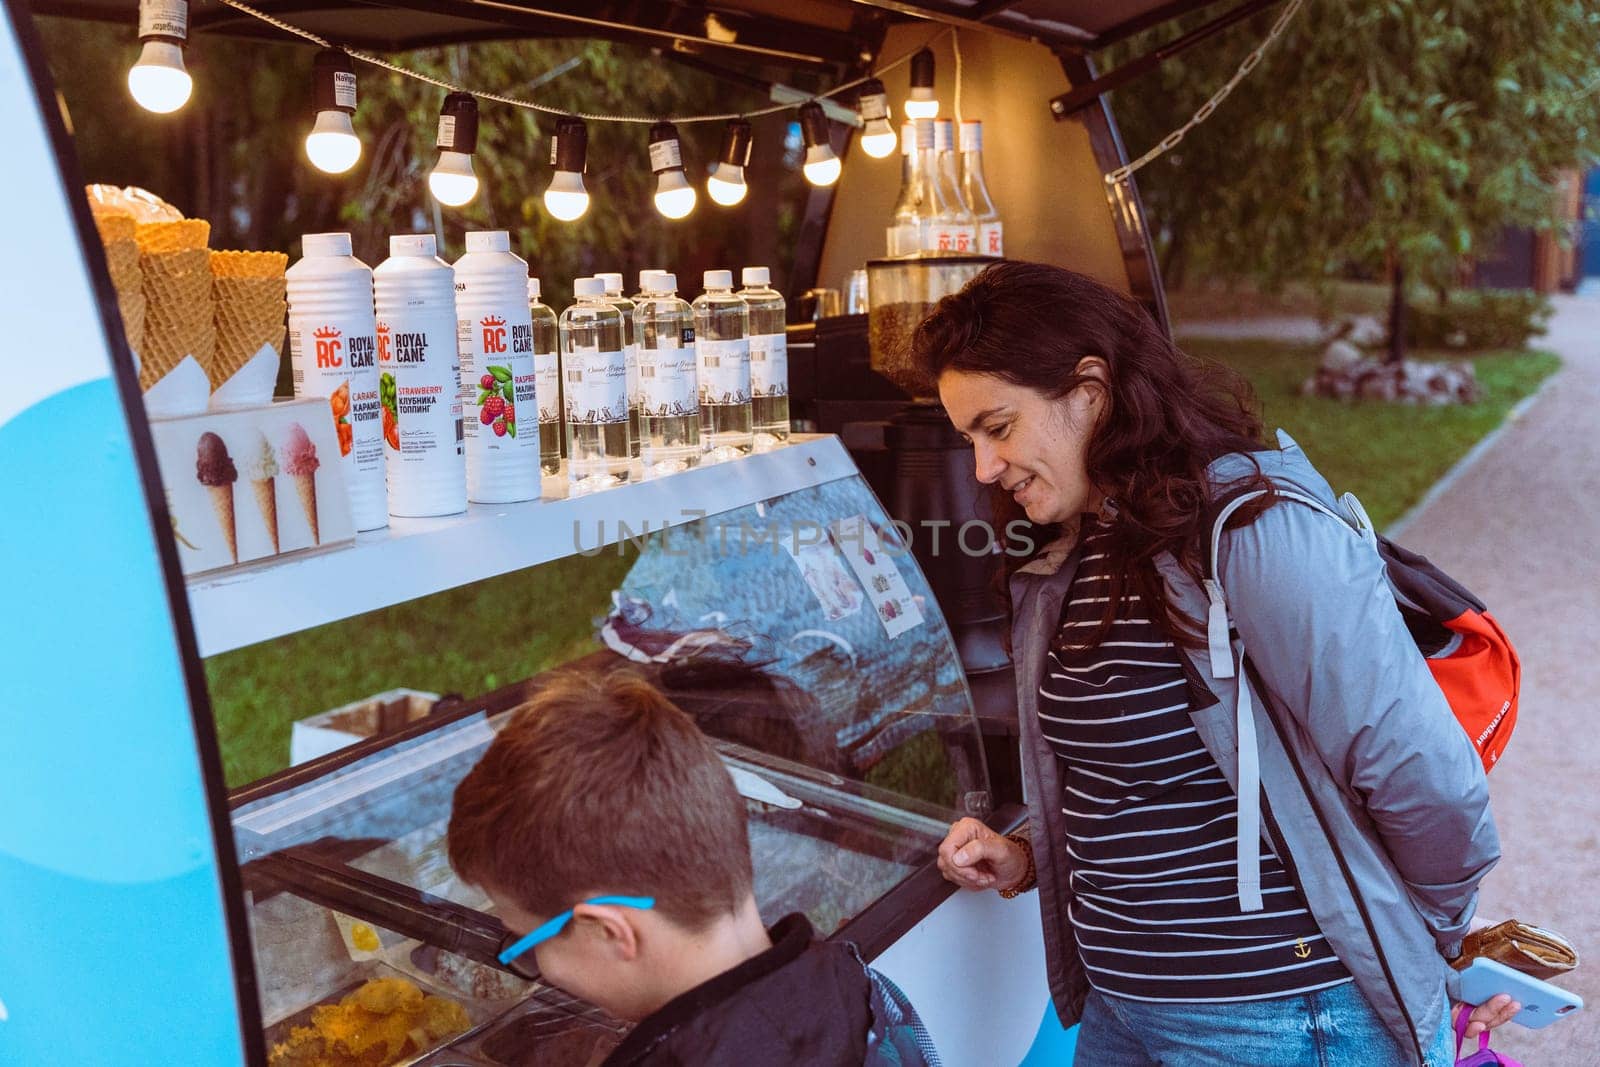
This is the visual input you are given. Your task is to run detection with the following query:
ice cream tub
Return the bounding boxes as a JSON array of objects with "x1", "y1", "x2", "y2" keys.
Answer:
[{"x1": 147, "y1": 396, "x2": 356, "y2": 576}]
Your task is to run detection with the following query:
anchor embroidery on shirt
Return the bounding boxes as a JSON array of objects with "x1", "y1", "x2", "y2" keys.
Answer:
[{"x1": 1294, "y1": 939, "x2": 1312, "y2": 960}]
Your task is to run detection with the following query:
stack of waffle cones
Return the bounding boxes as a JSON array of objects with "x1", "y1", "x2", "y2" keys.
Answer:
[
  {"x1": 210, "y1": 251, "x2": 288, "y2": 390},
  {"x1": 90, "y1": 208, "x2": 145, "y2": 354},
  {"x1": 136, "y1": 219, "x2": 214, "y2": 391}
]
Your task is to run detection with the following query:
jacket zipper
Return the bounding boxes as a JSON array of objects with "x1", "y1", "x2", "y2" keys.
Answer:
[{"x1": 1244, "y1": 659, "x2": 1426, "y2": 1066}]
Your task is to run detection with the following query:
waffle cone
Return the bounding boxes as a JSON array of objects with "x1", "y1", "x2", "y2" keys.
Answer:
[
  {"x1": 207, "y1": 483, "x2": 238, "y2": 563},
  {"x1": 136, "y1": 219, "x2": 210, "y2": 255},
  {"x1": 104, "y1": 240, "x2": 141, "y2": 290},
  {"x1": 142, "y1": 262, "x2": 216, "y2": 383},
  {"x1": 142, "y1": 247, "x2": 211, "y2": 278},
  {"x1": 211, "y1": 274, "x2": 286, "y2": 386},
  {"x1": 91, "y1": 210, "x2": 136, "y2": 244},
  {"x1": 210, "y1": 250, "x2": 288, "y2": 280},
  {"x1": 293, "y1": 471, "x2": 320, "y2": 545},
  {"x1": 251, "y1": 478, "x2": 280, "y2": 554},
  {"x1": 212, "y1": 326, "x2": 284, "y2": 388},
  {"x1": 115, "y1": 286, "x2": 146, "y2": 354}
]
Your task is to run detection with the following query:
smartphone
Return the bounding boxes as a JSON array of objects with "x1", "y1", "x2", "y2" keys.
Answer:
[{"x1": 1459, "y1": 957, "x2": 1584, "y2": 1029}]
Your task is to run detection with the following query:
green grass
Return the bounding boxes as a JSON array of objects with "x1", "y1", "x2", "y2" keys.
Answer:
[
  {"x1": 205, "y1": 549, "x2": 636, "y2": 788},
  {"x1": 1183, "y1": 339, "x2": 1562, "y2": 530}
]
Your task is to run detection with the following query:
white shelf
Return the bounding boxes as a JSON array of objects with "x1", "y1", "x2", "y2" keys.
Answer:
[{"x1": 187, "y1": 435, "x2": 860, "y2": 657}]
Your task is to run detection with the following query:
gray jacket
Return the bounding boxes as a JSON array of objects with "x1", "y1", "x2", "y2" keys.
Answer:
[{"x1": 1009, "y1": 432, "x2": 1499, "y2": 1064}]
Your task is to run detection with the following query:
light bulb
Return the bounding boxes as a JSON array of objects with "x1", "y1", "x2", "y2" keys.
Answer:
[
  {"x1": 305, "y1": 110, "x2": 361, "y2": 174},
  {"x1": 429, "y1": 151, "x2": 479, "y2": 207},
  {"x1": 860, "y1": 121, "x2": 897, "y2": 159},
  {"x1": 543, "y1": 170, "x2": 590, "y2": 221},
  {"x1": 798, "y1": 102, "x2": 839, "y2": 187},
  {"x1": 706, "y1": 163, "x2": 747, "y2": 206},
  {"x1": 904, "y1": 97, "x2": 939, "y2": 120},
  {"x1": 655, "y1": 172, "x2": 698, "y2": 220},
  {"x1": 802, "y1": 148, "x2": 841, "y2": 186},
  {"x1": 905, "y1": 47, "x2": 938, "y2": 120},
  {"x1": 649, "y1": 122, "x2": 696, "y2": 220},
  {"x1": 127, "y1": 41, "x2": 192, "y2": 114}
]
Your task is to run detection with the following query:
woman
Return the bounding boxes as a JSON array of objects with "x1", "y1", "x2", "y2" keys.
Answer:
[{"x1": 924, "y1": 262, "x2": 1516, "y2": 1065}]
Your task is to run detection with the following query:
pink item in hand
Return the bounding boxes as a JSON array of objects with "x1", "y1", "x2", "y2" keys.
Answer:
[{"x1": 281, "y1": 422, "x2": 321, "y2": 477}]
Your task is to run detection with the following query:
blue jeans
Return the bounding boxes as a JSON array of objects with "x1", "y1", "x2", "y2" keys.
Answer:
[{"x1": 1072, "y1": 981, "x2": 1455, "y2": 1066}]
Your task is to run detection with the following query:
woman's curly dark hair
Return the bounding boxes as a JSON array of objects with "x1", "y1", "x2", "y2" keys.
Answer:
[{"x1": 912, "y1": 260, "x2": 1273, "y2": 647}]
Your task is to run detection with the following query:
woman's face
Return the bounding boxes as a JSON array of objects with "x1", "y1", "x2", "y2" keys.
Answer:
[{"x1": 939, "y1": 364, "x2": 1104, "y2": 526}]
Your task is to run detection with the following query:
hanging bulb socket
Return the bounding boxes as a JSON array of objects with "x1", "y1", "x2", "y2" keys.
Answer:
[
  {"x1": 312, "y1": 49, "x2": 357, "y2": 115},
  {"x1": 706, "y1": 119, "x2": 752, "y2": 207},
  {"x1": 650, "y1": 122, "x2": 697, "y2": 219},
  {"x1": 544, "y1": 117, "x2": 590, "y2": 221},
  {"x1": 128, "y1": 0, "x2": 193, "y2": 114},
  {"x1": 799, "y1": 101, "x2": 841, "y2": 187},
  {"x1": 436, "y1": 91, "x2": 480, "y2": 155},
  {"x1": 905, "y1": 47, "x2": 939, "y2": 119}
]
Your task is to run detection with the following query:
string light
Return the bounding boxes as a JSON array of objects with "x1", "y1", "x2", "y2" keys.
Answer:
[
  {"x1": 904, "y1": 47, "x2": 939, "y2": 120},
  {"x1": 706, "y1": 119, "x2": 752, "y2": 207},
  {"x1": 429, "y1": 92, "x2": 480, "y2": 207},
  {"x1": 543, "y1": 117, "x2": 590, "y2": 221},
  {"x1": 856, "y1": 79, "x2": 896, "y2": 159},
  {"x1": 128, "y1": 0, "x2": 193, "y2": 114},
  {"x1": 649, "y1": 122, "x2": 697, "y2": 220},
  {"x1": 799, "y1": 102, "x2": 841, "y2": 187},
  {"x1": 304, "y1": 49, "x2": 361, "y2": 174}
]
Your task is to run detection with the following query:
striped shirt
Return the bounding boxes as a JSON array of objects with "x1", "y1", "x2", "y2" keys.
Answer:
[{"x1": 1039, "y1": 522, "x2": 1350, "y2": 1002}]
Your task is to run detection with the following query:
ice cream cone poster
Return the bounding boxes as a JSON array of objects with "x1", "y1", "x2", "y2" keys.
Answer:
[{"x1": 146, "y1": 397, "x2": 356, "y2": 576}]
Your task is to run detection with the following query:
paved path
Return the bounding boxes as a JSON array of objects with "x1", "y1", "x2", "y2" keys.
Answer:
[
  {"x1": 1178, "y1": 299, "x2": 1600, "y2": 1062},
  {"x1": 1395, "y1": 294, "x2": 1600, "y2": 1064}
]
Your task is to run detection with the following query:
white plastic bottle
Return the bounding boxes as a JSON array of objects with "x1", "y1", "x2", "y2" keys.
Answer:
[
  {"x1": 373, "y1": 234, "x2": 466, "y2": 517},
  {"x1": 636, "y1": 271, "x2": 701, "y2": 476},
  {"x1": 527, "y1": 277, "x2": 561, "y2": 477},
  {"x1": 453, "y1": 231, "x2": 539, "y2": 503},
  {"x1": 738, "y1": 266, "x2": 789, "y2": 448},
  {"x1": 560, "y1": 277, "x2": 631, "y2": 492},
  {"x1": 286, "y1": 232, "x2": 387, "y2": 531},
  {"x1": 597, "y1": 271, "x2": 642, "y2": 470},
  {"x1": 692, "y1": 269, "x2": 753, "y2": 459}
]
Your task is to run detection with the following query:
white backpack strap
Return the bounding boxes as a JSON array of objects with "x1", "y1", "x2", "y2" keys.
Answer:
[{"x1": 1235, "y1": 649, "x2": 1264, "y2": 912}]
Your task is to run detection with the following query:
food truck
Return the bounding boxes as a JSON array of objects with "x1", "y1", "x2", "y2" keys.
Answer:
[{"x1": 2, "y1": 1, "x2": 1206, "y2": 1062}]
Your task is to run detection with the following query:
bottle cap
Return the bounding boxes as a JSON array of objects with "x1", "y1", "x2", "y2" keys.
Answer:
[
  {"x1": 389, "y1": 233, "x2": 437, "y2": 257},
  {"x1": 741, "y1": 266, "x2": 770, "y2": 287},
  {"x1": 528, "y1": 276, "x2": 541, "y2": 299},
  {"x1": 597, "y1": 272, "x2": 624, "y2": 294},
  {"x1": 465, "y1": 230, "x2": 510, "y2": 253},
  {"x1": 302, "y1": 232, "x2": 353, "y2": 257},
  {"x1": 574, "y1": 276, "x2": 606, "y2": 298},
  {"x1": 704, "y1": 269, "x2": 733, "y2": 289},
  {"x1": 639, "y1": 268, "x2": 666, "y2": 291},
  {"x1": 659, "y1": 272, "x2": 678, "y2": 292}
]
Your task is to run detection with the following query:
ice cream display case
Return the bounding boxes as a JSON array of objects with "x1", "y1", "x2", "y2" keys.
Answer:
[{"x1": 214, "y1": 442, "x2": 997, "y2": 1066}]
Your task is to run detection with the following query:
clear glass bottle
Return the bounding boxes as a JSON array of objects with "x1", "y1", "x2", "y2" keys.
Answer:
[
  {"x1": 559, "y1": 276, "x2": 631, "y2": 492},
  {"x1": 598, "y1": 272, "x2": 642, "y2": 468},
  {"x1": 910, "y1": 119, "x2": 957, "y2": 257},
  {"x1": 961, "y1": 120, "x2": 1003, "y2": 257},
  {"x1": 692, "y1": 269, "x2": 754, "y2": 460},
  {"x1": 886, "y1": 121, "x2": 922, "y2": 259},
  {"x1": 527, "y1": 276, "x2": 561, "y2": 476},
  {"x1": 933, "y1": 119, "x2": 978, "y2": 255},
  {"x1": 636, "y1": 271, "x2": 702, "y2": 476},
  {"x1": 739, "y1": 266, "x2": 789, "y2": 448}
]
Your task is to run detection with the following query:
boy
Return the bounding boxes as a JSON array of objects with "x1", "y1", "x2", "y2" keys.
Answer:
[{"x1": 447, "y1": 670, "x2": 940, "y2": 1067}]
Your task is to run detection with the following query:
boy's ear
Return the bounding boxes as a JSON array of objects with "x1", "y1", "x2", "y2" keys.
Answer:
[{"x1": 571, "y1": 903, "x2": 642, "y2": 962}]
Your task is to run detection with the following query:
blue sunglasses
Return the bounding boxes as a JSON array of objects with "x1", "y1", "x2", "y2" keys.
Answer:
[{"x1": 497, "y1": 896, "x2": 656, "y2": 969}]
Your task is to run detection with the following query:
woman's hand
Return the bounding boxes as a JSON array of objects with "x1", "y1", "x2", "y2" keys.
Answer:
[
  {"x1": 1453, "y1": 994, "x2": 1520, "y2": 1044},
  {"x1": 937, "y1": 818, "x2": 1029, "y2": 892}
]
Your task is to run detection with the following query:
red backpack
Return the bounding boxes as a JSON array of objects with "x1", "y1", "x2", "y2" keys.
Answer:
[{"x1": 1205, "y1": 484, "x2": 1521, "y2": 773}]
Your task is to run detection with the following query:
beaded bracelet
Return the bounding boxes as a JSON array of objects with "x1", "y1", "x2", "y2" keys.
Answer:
[{"x1": 998, "y1": 831, "x2": 1037, "y2": 899}]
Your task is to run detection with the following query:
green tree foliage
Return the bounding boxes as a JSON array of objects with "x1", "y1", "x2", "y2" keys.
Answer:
[
  {"x1": 38, "y1": 18, "x2": 813, "y2": 312},
  {"x1": 1101, "y1": 0, "x2": 1600, "y2": 355}
]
